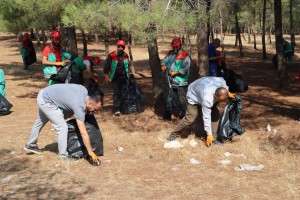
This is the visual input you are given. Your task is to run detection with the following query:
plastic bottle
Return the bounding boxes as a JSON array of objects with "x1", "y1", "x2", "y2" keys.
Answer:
[{"x1": 0, "y1": 68, "x2": 6, "y2": 98}]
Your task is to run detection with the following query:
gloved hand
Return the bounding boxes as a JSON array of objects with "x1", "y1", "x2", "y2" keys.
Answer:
[
  {"x1": 206, "y1": 135, "x2": 214, "y2": 147},
  {"x1": 56, "y1": 61, "x2": 65, "y2": 66},
  {"x1": 161, "y1": 65, "x2": 167, "y2": 71},
  {"x1": 89, "y1": 152, "x2": 101, "y2": 166},
  {"x1": 228, "y1": 92, "x2": 236, "y2": 99},
  {"x1": 104, "y1": 74, "x2": 110, "y2": 84},
  {"x1": 169, "y1": 71, "x2": 179, "y2": 77}
]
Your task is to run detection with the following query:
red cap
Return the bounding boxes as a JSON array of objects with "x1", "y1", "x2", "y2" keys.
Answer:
[
  {"x1": 93, "y1": 56, "x2": 101, "y2": 65},
  {"x1": 171, "y1": 37, "x2": 181, "y2": 47},
  {"x1": 51, "y1": 30, "x2": 61, "y2": 38},
  {"x1": 117, "y1": 40, "x2": 126, "y2": 47}
]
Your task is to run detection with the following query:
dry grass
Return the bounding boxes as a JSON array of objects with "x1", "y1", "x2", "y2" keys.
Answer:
[{"x1": 0, "y1": 32, "x2": 300, "y2": 199}]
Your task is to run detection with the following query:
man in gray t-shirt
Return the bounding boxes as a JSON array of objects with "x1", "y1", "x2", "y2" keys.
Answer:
[
  {"x1": 24, "y1": 84, "x2": 102, "y2": 165},
  {"x1": 167, "y1": 77, "x2": 236, "y2": 147}
]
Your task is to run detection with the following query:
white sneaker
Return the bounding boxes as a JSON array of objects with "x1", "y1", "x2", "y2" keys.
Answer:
[{"x1": 114, "y1": 111, "x2": 121, "y2": 116}]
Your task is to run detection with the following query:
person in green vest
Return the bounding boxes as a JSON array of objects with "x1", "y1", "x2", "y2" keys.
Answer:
[
  {"x1": 104, "y1": 40, "x2": 131, "y2": 116},
  {"x1": 42, "y1": 30, "x2": 71, "y2": 85},
  {"x1": 161, "y1": 37, "x2": 191, "y2": 121},
  {"x1": 283, "y1": 39, "x2": 294, "y2": 68},
  {"x1": 20, "y1": 33, "x2": 37, "y2": 70},
  {"x1": 70, "y1": 56, "x2": 101, "y2": 85}
]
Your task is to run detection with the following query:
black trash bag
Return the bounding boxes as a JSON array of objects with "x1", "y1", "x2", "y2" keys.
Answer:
[
  {"x1": 0, "y1": 94, "x2": 13, "y2": 116},
  {"x1": 162, "y1": 72, "x2": 181, "y2": 114},
  {"x1": 50, "y1": 61, "x2": 74, "y2": 83},
  {"x1": 221, "y1": 69, "x2": 248, "y2": 93},
  {"x1": 67, "y1": 113, "x2": 103, "y2": 158},
  {"x1": 24, "y1": 46, "x2": 37, "y2": 66},
  {"x1": 216, "y1": 95, "x2": 245, "y2": 143},
  {"x1": 120, "y1": 78, "x2": 144, "y2": 114},
  {"x1": 87, "y1": 78, "x2": 104, "y2": 97}
]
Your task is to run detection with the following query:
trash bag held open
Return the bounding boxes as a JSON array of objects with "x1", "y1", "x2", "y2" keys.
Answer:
[
  {"x1": 219, "y1": 69, "x2": 248, "y2": 93},
  {"x1": 67, "y1": 113, "x2": 103, "y2": 158},
  {"x1": 120, "y1": 78, "x2": 144, "y2": 114},
  {"x1": 0, "y1": 94, "x2": 13, "y2": 116},
  {"x1": 216, "y1": 94, "x2": 245, "y2": 143},
  {"x1": 50, "y1": 61, "x2": 74, "y2": 83}
]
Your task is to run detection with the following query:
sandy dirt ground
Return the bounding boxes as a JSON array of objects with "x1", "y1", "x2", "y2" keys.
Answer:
[{"x1": 0, "y1": 32, "x2": 299, "y2": 200}]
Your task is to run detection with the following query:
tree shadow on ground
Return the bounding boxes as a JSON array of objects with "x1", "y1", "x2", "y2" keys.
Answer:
[{"x1": 0, "y1": 148, "x2": 94, "y2": 200}]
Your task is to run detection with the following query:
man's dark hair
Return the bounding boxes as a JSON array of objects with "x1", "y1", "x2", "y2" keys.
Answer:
[
  {"x1": 90, "y1": 93, "x2": 104, "y2": 104},
  {"x1": 215, "y1": 87, "x2": 228, "y2": 97}
]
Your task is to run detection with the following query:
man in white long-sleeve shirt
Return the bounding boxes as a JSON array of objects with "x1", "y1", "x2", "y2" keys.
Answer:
[{"x1": 167, "y1": 77, "x2": 235, "y2": 146}]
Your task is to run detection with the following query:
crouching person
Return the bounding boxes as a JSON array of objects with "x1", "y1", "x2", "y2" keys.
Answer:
[
  {"x1": 167, "y1": 77, "x2": 235, "y2": 147},
  {"x1": 24, "y1": 84, "x2": 102, "y2": 165}
]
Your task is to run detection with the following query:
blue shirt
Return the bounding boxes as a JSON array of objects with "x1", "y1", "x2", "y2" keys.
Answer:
[{"x1": 208, "y1": 44, "x2": 218, "y2": 73}]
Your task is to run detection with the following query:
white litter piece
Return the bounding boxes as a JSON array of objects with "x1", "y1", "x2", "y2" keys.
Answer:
[
  {"x1": 218, "y1": 159, "x2": 231, "y2": 165},
  {"x1": 224, "y1": 152, "x2": 247, "y2": 159},
  {"x1": 117, "y1": 147, "x2": 124, "y2": 152},
  {"x1": 157, "y1": 137, "x2": 164, "y2": 141},
  {"x1": 234, "y1": 164, "x2": 265, "y2": 171},
  {"x1": 103, "y1": 159, "x2": 112, "y2": 163},
  {"x1": 266, "y1": 124, "x2": 272, "y2": 132},
  {"x1": 171, "y1": 166, "x2": 180, "y2": 171},
  {"x1": 163, "y1": 141, "x2": 184, "y2": 149},
  {"x1": 2, "y1": 175, "x2": 13, "y2": 184},
  {"x1": 10, "y1": 151, "x2": 16, "y2": 155},
  {"x1": 190, "y1": 158, "x2": 200, "y2": 165},
  {"x1": 189, "y1": 139, "x2": 198, "y2": 147}
]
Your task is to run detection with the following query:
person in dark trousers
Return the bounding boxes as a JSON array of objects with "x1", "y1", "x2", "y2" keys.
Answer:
[
  {"x1": 208, "y1": 38, "x2": 224, "y2": 76},
  {"x1": 167, "y1": 77, "x2": 235, "y2": 147},
  {"x1": 104, "y1": 40, "x2": 131, "y2": 116},
  {"x1": 161, "y1": 37, "x2": 191, "y2": 120},
  {"x1": 70, "y1": 55, "x2": 101, "y2": 85},
  {"x1": 24, "y1": 84, "x2": 102, "y2": 165},
  {"x1": 20, "y1": 32, "x2": 36, "y2": 70}
]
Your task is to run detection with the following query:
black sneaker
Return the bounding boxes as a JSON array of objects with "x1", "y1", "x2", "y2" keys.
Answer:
[
  {"x1": 24, "y1": 144, "x2": 43, "y2": 154},
  {"x1": 59, "y1": 154, "x2": 76, "y2": 161},
  {"x1": 167, "y1": 133, "x2": 177, "y2": 141}
]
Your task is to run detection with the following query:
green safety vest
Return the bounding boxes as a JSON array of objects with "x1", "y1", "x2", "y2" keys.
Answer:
[{"x1": 108, "y1": 50, "x2": 130, "y2": 80}]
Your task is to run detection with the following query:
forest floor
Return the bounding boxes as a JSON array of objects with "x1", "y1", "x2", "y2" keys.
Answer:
[{"x1": 0, "y1": 32, "x2": 299, "y2": 200}]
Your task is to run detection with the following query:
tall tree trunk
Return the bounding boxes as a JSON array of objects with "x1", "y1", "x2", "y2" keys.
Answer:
[
  {"x1": 41, "y1": 29, "x2": 47, "y2": 46},
  {"x1": 118, "y1": 28, "x2": 122, "y2": 40},
  {"x1": 30, "y1": 28, "x2": 36, "y2": 39},
  {"x1": 36, "y1": 29, "x2": 41, "y2": 47},
  {"x1": 81, "y1": 29, "x2": 88, "y2": 56},
  {"x1": 219, "y1": 6, "x2": 224, "y2": 45},
  {"x1": 197, "y1": 22, "x2": 209, "y2": 77},
  {"x1": 147, "y1": 37, "x2": 162, "y2": 98},
  {"x1": 252, "y1": 0, "x2": 257, "y2": 50},
  {"x1": 274, "y1": 0, "x2": 288, "y2": 88},
  {"x1": 104, "y1": 31, "x2": 109, "y2": 58},
  {"x1": 60, "y1": 26, "x2": 78, "y2": 58},
  {"x1": 128, "y1": 33, "x2": 135, "y2": 74},
  {"x1": 247, "y1": 21, "x2": 251, "y2": 43},
  {"x1": 95, "y1": 34, "x2": 99, "y2": 44},
  {"x1": 290, "y1": 0, "x2": 296, "y2": 51},
  {"x1": 258, "y1": 0, "x2": 263, "y2": 34},
  {"x1": 234, "y1": 3, "x2": 244, "y2": 57},
  {"x1": 267, "y1": 26, "x2": 272, "y2": 44},
  {"x1": 262, "y1": 0, "x2": 267, "y2": 59},
  {"x1": 206, "y1": 0, "x2": 211, "y2": 44}
]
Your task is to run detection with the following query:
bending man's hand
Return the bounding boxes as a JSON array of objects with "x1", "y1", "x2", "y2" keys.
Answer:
[
  {"x1": 206, "y1": 135, "x2": 214, "y2": 147},
  {"x1": 89, "y1": 152, "x2": 101, "y2": 166}
]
